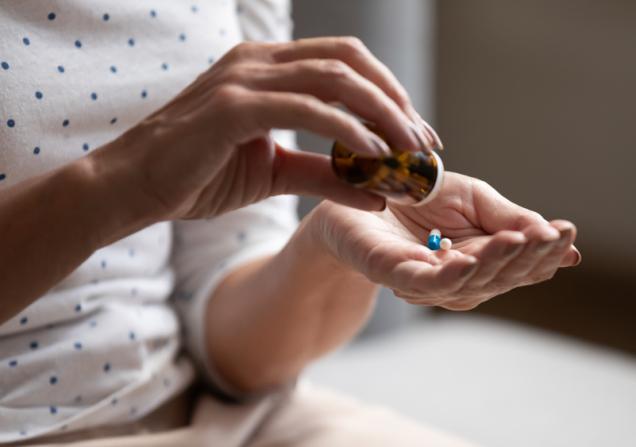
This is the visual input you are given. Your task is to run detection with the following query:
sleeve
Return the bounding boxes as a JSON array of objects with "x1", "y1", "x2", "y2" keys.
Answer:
[
  {"x1": 236, "y1": 0, "x2": 293, "y2": 42},
  {"x1": 171, "y1": 135, "x2": 298, "y2": 404},
  {"x1": 172, "y1": 1, "x2": 297, "y2": 402}
]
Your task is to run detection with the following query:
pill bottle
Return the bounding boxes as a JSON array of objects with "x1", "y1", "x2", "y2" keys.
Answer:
[{"x1": 331, "y1": 130, "x2": 444, "y2": 206}]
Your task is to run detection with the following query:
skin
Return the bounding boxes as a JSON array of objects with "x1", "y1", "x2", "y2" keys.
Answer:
[{"x1": 0, "y1": 37, "x2": 579, "y2": 394}]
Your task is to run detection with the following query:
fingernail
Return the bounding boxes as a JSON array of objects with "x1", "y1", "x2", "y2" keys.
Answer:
[
  {"x1": 368, "y1": 134, "x2": 392, "y2": 157},
  {"x1": 408, "y1": 121, "x2": 432, "y2": 153},
  {"x1": 421, "y1": 118, "x2": 444, "y2": 151},
  {"x1": 573, "y1": 247, "x2": 582, "y2": 266},
  {"x1": 557, "y1": 230, "x2": 572, "y2": 248}
]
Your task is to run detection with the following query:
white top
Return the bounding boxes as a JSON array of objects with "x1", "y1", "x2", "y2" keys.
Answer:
[{"x1": 0, "y1": 0, "x2": 297, "y2": 443}]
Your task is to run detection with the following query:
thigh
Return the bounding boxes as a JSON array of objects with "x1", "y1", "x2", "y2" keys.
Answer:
[{"x1": 247, "y1": 382, "x2": 479, "y2": 447}]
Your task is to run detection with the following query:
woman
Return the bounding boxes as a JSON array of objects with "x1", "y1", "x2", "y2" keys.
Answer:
[{"x1": 0, "y1": 1, "x2": 579, "y2": 445}]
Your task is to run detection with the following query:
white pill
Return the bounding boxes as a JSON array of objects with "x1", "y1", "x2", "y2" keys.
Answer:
[
  {"x1": 430, "y1": 228, "x2": 441, "y2": 237},
  {"x1": 440, "y1": 238, "x2": 452, "y2": 250}
]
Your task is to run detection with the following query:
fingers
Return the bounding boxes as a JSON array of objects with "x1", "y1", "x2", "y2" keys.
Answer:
[
  {"x1": 226, "y1": 87, "x2": 391, "y2": 157},
  {"x1": 470, "y1": 178, "x2": 550, "y2": 234},
  {"x1": 271, "y1": 145, "x2": 385, "y2": 211},
  {"x1": 525, "y1": 220, "x2": 578, "y2": 282},
  {"x1": 245, "y1": 59, "x2": 425, "y2": 153},
  {"x1": 463, "y1": 231, "x2": 527, "y2": 288},
  {"x1": 389, "y1": 256, "x2": 479, "y2": 298},
  {"x1": 494, "y1": 222, "x2": 561, "y2": 281},
  {"x1": 271, "y1": 36, "x2": 436, "y2": 150}
]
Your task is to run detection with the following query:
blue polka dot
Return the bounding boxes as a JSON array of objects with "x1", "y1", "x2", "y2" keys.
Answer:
[
  {"x1": 23, "y1": 37, "x2": 30, "y2": 46},
  {"x1": 9, "y1": 359, "x2": 18, "y2": 367},
  {"x1": 128, "y1": 38, "x2": 135, "y2": 46},
  {"x1": 150, "y1": 10, "x2": 157, "y2": 18},
  {"x1": 237, "y1": 231, "x2": 246, "y2": 241},
  {"x1": 62, "y1": 119, "x2": 69, "y2": 127},
  {"x1": 20, "y1": 316, "x2": 28, "y2": 325},
  {"x1": 208, "y1": 56, "x2": 215, "y2": 65},
  {"x1": 89, "y1": 320, "x2": 97, "y2": 328},
  {"x1": 1, "y1": 61, "x2": 9, "y2": 70},
  {"x1": 191, "y1": 5, "x2": 198, "y2": 13},
  {"x1": 110, "y1": 117, "x2": 117, "y2": 125},
  {"x1": 111, "y1": 397, "x2": 118, "y2": 405},
  {"x1": 102, "y1": 13, "x2": 110, "y2": 21},
  {"x1": 110, "y1": 65, "x2": 117, "y2": 73},
  {"x1": 0, "y1": 174, "x2": 6, "y2": 181},
  {"x1": 74, "y1": 40, "x2": 82, "y2": 48},
  {"x1": 35, "y1": 91, "x2": 43, "y2": 99},
  {"x1": 82, "y1": 143, "x2": 89, "y2": 151},
  {"x1": 49, "y1": 406, "x2": 57, "y2": 414},
  {"x1": 7, "y1": 119, "x2": 15, "y2": 128},
  {"x1": 141, "y1": 89, "x2": 147, "y2": 99},
  {"x1": 129, "y1": 407, "x2": 137, "y2": 416},
  {"x1": 33, "y1": 146, "x2": 41, "y2": 155},
  {"x1": 57, "y1": 65, "x2": 65, "y2": 73},
  {"x1": 100, "y1": 259, "x2": 107, "y2": 268},
  {"x1": 74, "y1": 395, "x2": 82, "y2": 403},
  {"x1": 75, "y1": 304, "x2": 82, "y2": 312},
  {"x1": 49, "y1": 376, "x2": 58, "y2": 385},
  {"x1": 163, "y1": 378, "x2": 171, "y2": 387},
  {"x1": 48, "y1": 12, "x2": 56, "y2": 20},
  {"x1": 128, "y1": 248, "x2": 135, "y2": 257},
  {"x1": 30, "y1": 341, "x2": 39, "y2": 350},
  {"x1": 178, "y1": 33, "x2": 186, "y2": 42},
  {"x1": 19, "y1": 429, "x2": 27, "y2": 436},
  {"x1": 74, "y1": 341, "x2": 82, "y2": 350},
  {"x1": 161, "y1": 62, "x2": 169, "y2": 71},
  {"x1": 131, "y1": 287, "x2": 138, "y2": 296},
  {"x1": 129, "y1": 331, "x2": 136, "y2": 340},
  {"x1": 90, "y1": 92, "x2": 98, "y2": 100},
  {"x1": 103, "y1": 362, "x2": 111, "y2": 372}
]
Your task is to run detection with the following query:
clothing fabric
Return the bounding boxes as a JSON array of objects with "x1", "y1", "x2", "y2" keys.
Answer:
[
  {"x1": 0, "y1": 0, "x2": 297, "y2": 443},
  {"x1": 20, "y1": 382, "x2": 478, "y2": 447}
]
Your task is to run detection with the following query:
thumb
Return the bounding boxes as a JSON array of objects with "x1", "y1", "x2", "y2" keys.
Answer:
[{"x1": 271, "y1": 144, "x2": 385, "y2": 212}]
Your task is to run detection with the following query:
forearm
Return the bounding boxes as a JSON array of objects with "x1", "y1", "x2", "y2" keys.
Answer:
[
  {"x1": 205, "y1": 212, "x2": 379, "y2": 393},
  {"x1": 0, "y1": 143, "x2": 157, "y2": 324}
]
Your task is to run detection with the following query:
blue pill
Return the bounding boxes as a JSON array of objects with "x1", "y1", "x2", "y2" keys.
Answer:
[{"x1": 427, "y1": 235, "x2": 441, "y2": 250}]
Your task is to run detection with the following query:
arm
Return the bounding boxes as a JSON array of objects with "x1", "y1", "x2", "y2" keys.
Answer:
[
  {"x1": 0, "y1": 149, "x2": 154, "y2": 324},
  {"x1": 205, "y1": 210, "x2": 378, "y2": 393}
]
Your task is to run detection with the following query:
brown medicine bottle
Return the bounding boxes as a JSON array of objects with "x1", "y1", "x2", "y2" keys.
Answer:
[{"x1": 331, "y1": 132, "x2": 444, "y2": 206}]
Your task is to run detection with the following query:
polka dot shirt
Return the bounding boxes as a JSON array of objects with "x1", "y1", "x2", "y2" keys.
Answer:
[{"x1": 0, "y1": 0, "x2": 297, "y2": 443}]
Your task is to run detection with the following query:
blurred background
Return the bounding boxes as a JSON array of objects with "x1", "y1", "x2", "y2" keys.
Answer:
[{"x1": 291, "y1": 1, "x2": 636, "y2": 446}]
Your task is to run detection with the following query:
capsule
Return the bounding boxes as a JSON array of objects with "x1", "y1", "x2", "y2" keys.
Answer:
[
  {"x1": 428, "y1": 229, "x2": 441, "y2": 250},
  {"x1": 440, "y1": 238, "x2": 452, "y2": 250}
]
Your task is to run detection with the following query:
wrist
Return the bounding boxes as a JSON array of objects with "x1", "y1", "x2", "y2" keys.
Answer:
[
  {"x1": 291, "y1": 203, "x2": 370, "y2": 284},
  {"x1": 75, "y1": 141, "x2": 162, "y2": 248}
]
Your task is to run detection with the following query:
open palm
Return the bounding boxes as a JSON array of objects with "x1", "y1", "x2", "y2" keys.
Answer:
[{"x1": 314, "y1": 172, "x2": 580, "y2": 310}]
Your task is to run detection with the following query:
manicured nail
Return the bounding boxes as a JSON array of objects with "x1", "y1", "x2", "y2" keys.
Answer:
[
  {"x1": 573, "y1": 247, "x2": 582, "y2": 266},
  {"x1": 368, "y1": 133, "x2": 392, "y2": 157},
  {"x1": 557, "y1": 229, "x2": 573, "y2": 248},
  {"x1": 420, "y1": 118, "x2": 444, "y2": 151},
  {"x1": 408, "y1": 121, "x2": 432, "y2": 153}
]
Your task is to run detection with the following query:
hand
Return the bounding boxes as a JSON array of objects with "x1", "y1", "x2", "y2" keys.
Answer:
[
  {"x1": 311, "y1": 172, "x2": 581, "y2": 310},
  {"x1": 92, "y1": 37, "x2": 442, "y2": 220}
]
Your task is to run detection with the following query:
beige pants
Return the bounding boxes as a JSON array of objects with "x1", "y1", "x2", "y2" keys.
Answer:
[{"x1": 29, "y1": 382, "x2": 477, "y2": 447}]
